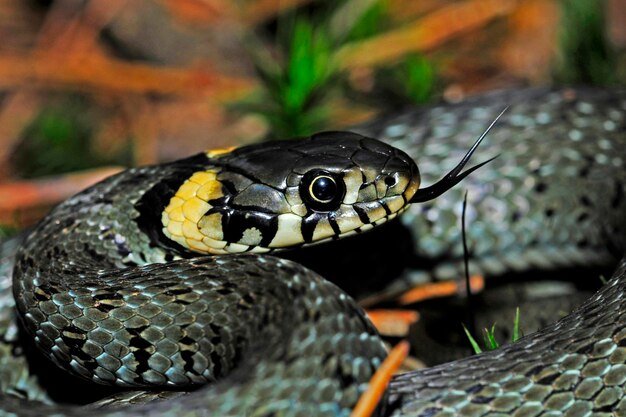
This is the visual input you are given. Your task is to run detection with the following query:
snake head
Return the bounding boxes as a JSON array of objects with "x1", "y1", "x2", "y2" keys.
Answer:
[{"x1": 161, "y1": 132, "x2": 420, "y2": 254}]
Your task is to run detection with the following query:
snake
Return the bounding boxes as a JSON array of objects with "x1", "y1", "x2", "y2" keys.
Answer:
[{"x1": 0, "y1": 87, "x2": 623, "y2": 416}]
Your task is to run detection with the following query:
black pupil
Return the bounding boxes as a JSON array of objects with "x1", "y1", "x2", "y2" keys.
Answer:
[{"x1": 312, "y1": 176, "x2": 337, "y2": 202}]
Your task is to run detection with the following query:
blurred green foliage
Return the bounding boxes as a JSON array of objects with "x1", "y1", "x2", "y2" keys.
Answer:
[
  {"x1": 556, "y1": 0, "x2": 616, "y2": 84},
  {"x1": 344, "y1": 0, "x2": 390, "y2": 41},
  {"x1": 383, "y1": 54, "x2": 436, "y2": 104},
  {"x1": 254, "y1": 18, "x2": 336, "y2": 138},
  {"x1": 0, "y1": 225, "x2": 16, "y2": 239},
  {"x1": 251, "y1": 0, "x2": 622, "y2": 140},
  {"x1": 285, "y1": 21, "x2": 334, "y2": 113},
  {"x1": 12, "y1": 0, "x2": 622, "y2": 173},
  {"x1": 252, "y1": 0, "x2": 438, "y2": 138},
  {"x1": 12, "y1": 96, "x2": 132, "y2": 178}
]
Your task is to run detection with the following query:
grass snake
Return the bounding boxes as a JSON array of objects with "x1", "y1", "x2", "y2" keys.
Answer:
[{"x1": 0, "y1": 87, "x2": 624, "y2": 416}]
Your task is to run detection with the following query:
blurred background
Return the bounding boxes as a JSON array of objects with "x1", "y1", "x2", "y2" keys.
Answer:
[{"x1": 0, "y1": 0, "x2": 624, "y2": 231}]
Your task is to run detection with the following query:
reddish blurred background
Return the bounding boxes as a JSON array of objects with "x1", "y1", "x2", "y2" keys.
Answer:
[{"x1": 0, "y1": 0, "x2": 624, "y2": 228}]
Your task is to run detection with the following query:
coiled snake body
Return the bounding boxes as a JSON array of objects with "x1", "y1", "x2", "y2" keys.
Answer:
[{"x1": 0, "y1": 87, "x2": 625, "y2": 416}]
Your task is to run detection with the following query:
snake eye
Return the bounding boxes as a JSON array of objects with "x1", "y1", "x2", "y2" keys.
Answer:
[
  {"x1": 300, "y1": 170, "x2": 345, "y2": 212},
  {"x1": 310, "y1": 176, "x2": 337, "y2": 202}
]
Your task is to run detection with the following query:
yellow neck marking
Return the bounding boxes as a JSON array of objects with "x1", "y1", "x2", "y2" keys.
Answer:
[
  {"x1": 162, "y1": 169, "x2": 227, "y2": 253},
  {"x1": 206, "y1": 146, "x2": 237, "y2": 158}
]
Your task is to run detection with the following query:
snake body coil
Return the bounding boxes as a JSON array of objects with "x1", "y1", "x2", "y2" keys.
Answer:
[{"x1": 0, "y1": 87, "x2": 625, "y2": 416}]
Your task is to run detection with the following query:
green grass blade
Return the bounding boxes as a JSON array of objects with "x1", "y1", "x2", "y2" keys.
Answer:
[
  {"x1": 485, "y1": 324, "x2": 499, "y2": 350},
  {"x1": 462, "y1": 324, "x2": 482, "y2": 354},
  {"x1": 512, "y1": 307, "x2": 521, "y2": 342}
]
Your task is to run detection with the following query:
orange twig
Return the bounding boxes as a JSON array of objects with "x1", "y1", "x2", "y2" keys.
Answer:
[
  {"x1": 162, "y1": 0, "x2": 232, "y2": 25},
  {"x1": 397, "y1": 275, "x2": 485, "y2": 305},
  {"x1": 59, "y1": 0, "x2": 130, "y2": 55},
  {"x1": 366, "y1": 310, "x2": 419, "y2": 337},
  {"x1": 0, "y1": 167, "x2": 123, "y2": 227},
  {"x1": 0, "y1": 54, "x2": 257, "y2": 101},
  {"x1": 335, "y1": 0, "x2": 517, "y2": 69},
  {"x1": 33, "y1": 0, "x2": 84, "y2": 53},
  {"x1": 350, "y1": 341, "x2": 410, "y2": 417},
  {"x1": 34, "y1": 0, "x2": 130, "y2": 55}
]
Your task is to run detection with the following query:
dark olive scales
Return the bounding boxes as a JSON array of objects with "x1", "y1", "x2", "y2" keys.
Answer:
[
  {"x1": 0, "y1": 88, "x2": 624, "y2": 417},
  {"x1": 10, "y1": 133, "x2": 421, "y2": 416}
]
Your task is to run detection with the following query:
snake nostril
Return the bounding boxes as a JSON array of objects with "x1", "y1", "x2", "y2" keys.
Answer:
[{"x1": 384, "y1": 176, "x2": 397, "y2": 187}]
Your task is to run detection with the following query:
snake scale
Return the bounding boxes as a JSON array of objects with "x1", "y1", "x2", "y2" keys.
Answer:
[{"x1": 0, "y1": 87, "x2": 624, "y2": 416}]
